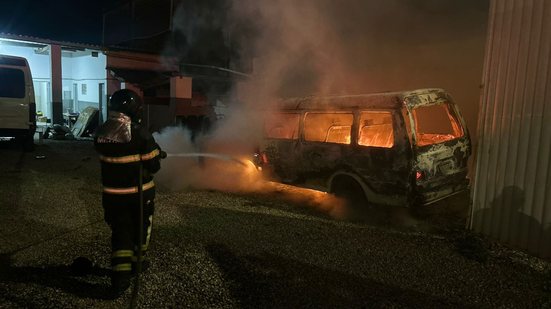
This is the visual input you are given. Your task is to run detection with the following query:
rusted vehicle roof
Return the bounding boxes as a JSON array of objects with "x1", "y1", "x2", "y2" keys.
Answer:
[{"x1": 276, "y1": 88, "x2": 449, "y2": 111}]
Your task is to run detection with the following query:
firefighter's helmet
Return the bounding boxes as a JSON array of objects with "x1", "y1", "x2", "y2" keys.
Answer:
[{"x1": 109, "y1": 89, "x2": 143, "y2": 122}]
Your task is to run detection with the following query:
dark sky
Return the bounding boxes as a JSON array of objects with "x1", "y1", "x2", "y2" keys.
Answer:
[
  {"x1": 0, "y1": 0, "x2": 489, "y2": 147},
  {"x1": 0, "y1": 0, "x2": 115, "y2": 44}
]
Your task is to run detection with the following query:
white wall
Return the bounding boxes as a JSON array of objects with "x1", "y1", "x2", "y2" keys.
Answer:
[
  {"x1": 64, "y1": 53, "x2": 106, "y2": 98},
  {"x1": 61, "y1": 52, "x2": 107, "y2": 113},
  {"x1": 0, "y1": 43, "x2": 51, "y2": 79}
]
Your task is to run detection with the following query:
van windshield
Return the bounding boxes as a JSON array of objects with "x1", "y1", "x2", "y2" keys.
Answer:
[
  {"x1": 412, "y1": 102, "x2": 463, "y2": 146},
  {"x1": 0, "y1": 68, "x2": 25, "y2": 98}
]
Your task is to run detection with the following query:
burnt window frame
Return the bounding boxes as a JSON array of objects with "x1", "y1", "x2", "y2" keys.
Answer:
[
  {"x1": 410, "y1": 101, "x2": 464, "y2": 147},
  {"x1": 357, "y1": 110, "x2": 396, "y2": 149},
  {"x1": 264, "y1": 112, "x2": 301, "y2": 140},
  {"x1": 303, "y1": 111, "x2": 354, "y2": 145}
]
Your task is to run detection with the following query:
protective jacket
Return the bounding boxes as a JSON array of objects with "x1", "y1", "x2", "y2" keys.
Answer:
[{"x1": 95, "y1": 112, "x2": 160, "y2": 191}]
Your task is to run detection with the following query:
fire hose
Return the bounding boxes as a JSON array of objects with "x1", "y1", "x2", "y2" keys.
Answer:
[
  {"x1": 129, "y1": 150, "x2": 251, "y2": 308},
  {"x1": 164, "y1": 152, "x2": 248, "y2": 166},
  {"x1": 7, "y1": 150, "x2": 250, "y2": 308},
  {"x1": 129, "y1": 155, "x2": 144, "y2": 308},
  {"x1": 130, "y1": 150, "x2": 165, "y2": 308}
]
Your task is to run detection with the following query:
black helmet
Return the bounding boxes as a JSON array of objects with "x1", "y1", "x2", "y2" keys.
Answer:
[{"x1": 109, "y1": 89, "x2": 143, "y2": 122}]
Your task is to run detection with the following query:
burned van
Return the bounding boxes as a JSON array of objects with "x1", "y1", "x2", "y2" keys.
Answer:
[{"x1": 255, "y1": 88, "x2": 471, "y2": 208}]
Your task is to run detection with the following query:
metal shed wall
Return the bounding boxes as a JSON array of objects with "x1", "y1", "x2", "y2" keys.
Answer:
[{"x1": 471, "y1": 0, "x2": 551, "y2": 258}]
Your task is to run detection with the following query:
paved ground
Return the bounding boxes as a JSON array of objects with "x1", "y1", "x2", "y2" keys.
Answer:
[{"x1": 0, "y1": 138, "x2": 550, "y2": 308}]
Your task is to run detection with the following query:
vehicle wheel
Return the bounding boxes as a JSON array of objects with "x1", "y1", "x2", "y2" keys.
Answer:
[
  {"x1": 407, "y1": 195, "x2": 426, "y2": 218},
  {"x1": 24, "y1": 137, "x2": 35, "y2": 152},
  {"x1": 331, "y1": 177, "x2": 369, "y2": 218},
  {"x1": 17, "y1": 135, "x2": 35, "y2": 152}
]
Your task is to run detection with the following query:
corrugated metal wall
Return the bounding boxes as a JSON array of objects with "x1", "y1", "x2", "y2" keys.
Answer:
[{"x1": 470, "y1": 0, "x2": 551, "y2": 258}]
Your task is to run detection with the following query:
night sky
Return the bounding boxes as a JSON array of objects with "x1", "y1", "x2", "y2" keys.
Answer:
[
  {"x1": 0, "y1": 0, "x2": 489, "y2": 140},
  {"x1": 0, "y1": 0, "x2": 115, "y2": 44}
]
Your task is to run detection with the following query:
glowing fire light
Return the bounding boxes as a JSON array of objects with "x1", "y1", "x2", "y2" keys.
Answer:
[
  {"x1": 264, "y1": 182, "x2": 349, "y2": 220},
  {"x1": 158, "y1": 151, "x2": 348, "y2": 219},
  {"x1": 153, "y1": 124, "x2": 348, "y2": 219}
]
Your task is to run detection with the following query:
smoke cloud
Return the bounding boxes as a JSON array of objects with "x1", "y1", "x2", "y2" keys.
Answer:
[
  {"x1": 153, "y1": 125, "x2": 349, "y2": 220},
  {"x1": 153, "y1": 125, "x2": 263, "y2": 192},
  {"x1": 163, "y1": 0, "x2": 488, "y2": 146},
  {"x1": 230, "y1": 0, "x2": 488, "y2": 107},
  {"x1": 154, "y1": 0, "x2": 488, "y2": 218}
]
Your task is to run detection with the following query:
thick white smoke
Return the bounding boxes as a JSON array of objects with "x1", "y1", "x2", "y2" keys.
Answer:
[{"x1": 153, "y1": 125, "x2": 264, "y2": 193}]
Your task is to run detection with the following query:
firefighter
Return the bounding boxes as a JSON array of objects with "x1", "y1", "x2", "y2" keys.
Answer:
[{"x1": 94, "y1": 89, "x2": 163, "y2": 296}]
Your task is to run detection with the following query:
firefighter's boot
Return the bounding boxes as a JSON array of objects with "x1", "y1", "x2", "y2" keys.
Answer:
[
  {"x1": 111, "y1": 271, "x2": 131, "y2": 297},
  {"x1": 110, "y1": 249, "x2": 133, "y2": 297},
  {"x1": 131, "y1": 260, "x2": 150, "y2": 275}
]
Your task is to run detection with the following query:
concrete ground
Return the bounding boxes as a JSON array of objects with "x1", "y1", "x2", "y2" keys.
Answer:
[{"x1": 0, "y1": 138, "x2": 550, "y2": 308}]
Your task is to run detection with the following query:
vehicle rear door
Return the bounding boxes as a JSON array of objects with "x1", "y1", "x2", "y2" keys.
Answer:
[{"x1": 408, "y1": 100, "x2": 471, "y2": 205}]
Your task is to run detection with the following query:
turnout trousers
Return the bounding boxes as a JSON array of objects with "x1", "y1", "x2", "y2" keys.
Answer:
[{"x1": 102, "y1": 188, "x2": 155, "y2": 289}]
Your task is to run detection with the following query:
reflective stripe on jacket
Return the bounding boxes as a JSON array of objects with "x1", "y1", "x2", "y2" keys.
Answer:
[
  {"x1": 99, "y1": 149, "x2": 160, "y2": 164},
  {"x1": 95, "y1": 122, "x2": 161, "y2": 190}
]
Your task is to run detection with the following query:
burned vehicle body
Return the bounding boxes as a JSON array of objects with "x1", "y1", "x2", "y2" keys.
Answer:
[{"x1": 257, "y1": 88, "x2": 471, "y2": 207}]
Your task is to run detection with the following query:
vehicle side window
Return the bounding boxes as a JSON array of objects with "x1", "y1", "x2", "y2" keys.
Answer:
[
  {"x1": 0, "y1": 68, "x2": 25, "y2": 98},
  {"x1": 358, "y1": 111, "x2": 394, "y2": 148},
  {"x1": 264, "y1": 113, "x2": 300, "y2": 140},
  {"x1": 304, "y1": 112, "x2": 353, "y2": 144},
  {"x1": 412, "y1": 102, "x2": 463, "y2": 146}
]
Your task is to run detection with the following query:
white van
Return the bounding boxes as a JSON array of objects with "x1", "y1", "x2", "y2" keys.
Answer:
[{"x1": 0, "y1": 55, "x2": 36, "y2": 150}]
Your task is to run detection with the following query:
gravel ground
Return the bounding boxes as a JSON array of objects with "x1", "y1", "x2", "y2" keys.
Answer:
[{"x1": 0, "y1": 138, "x2": 550, "y2": 308}]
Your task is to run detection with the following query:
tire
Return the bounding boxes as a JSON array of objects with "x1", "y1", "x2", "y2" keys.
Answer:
[
  {"x1": 330, "y1": 176, "x2": 369, "y2": 217},
  {"x1": 24, "y1": 137, "x2": 35, "y2": 152},
  {"x1": 16, "y1": 135, "x2": 35, "y2": 152}
]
